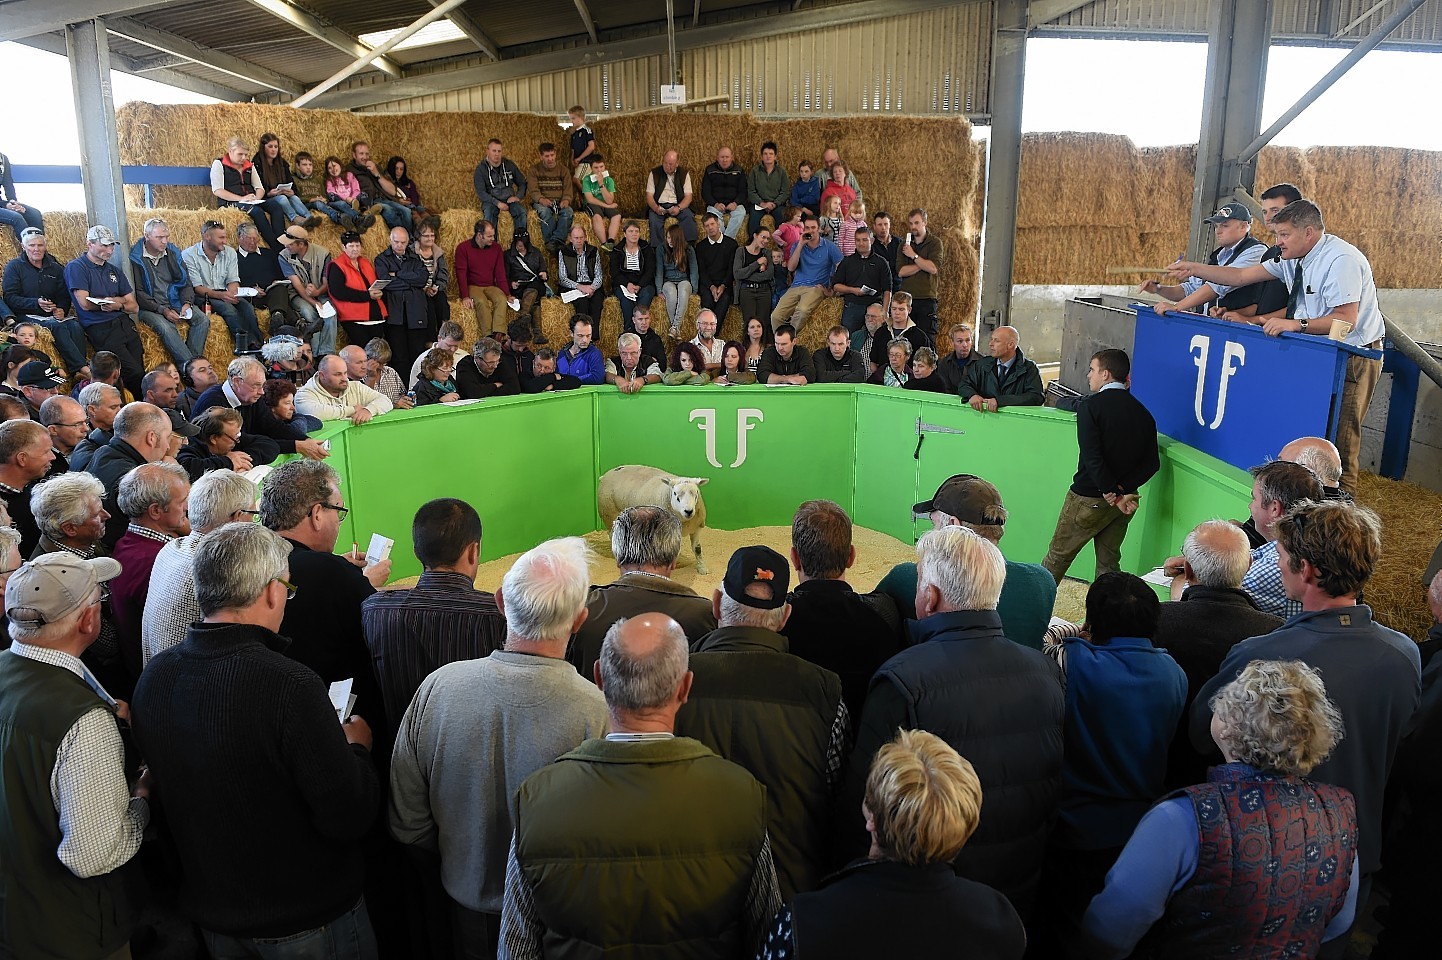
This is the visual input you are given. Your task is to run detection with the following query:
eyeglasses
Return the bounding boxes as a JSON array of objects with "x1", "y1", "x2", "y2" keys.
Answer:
[
  {"x1": 318, "y1": 502, "x2": 349, "y2": 521},
  {"x1": 271, "y1": 576, "x2": 298, "y2": 600},
  {"x1": 89, "y1": 584, "x2": 111, "y2": 607},
  {"x1": 236, "y1": 508, "x2": 261, "y2": 520},
  {"x1": 55, "y1": 420, "x2": 89, "y2": 429},
  {"x1": 202, "y1": 220, "x2": 224, "y2": 232}
]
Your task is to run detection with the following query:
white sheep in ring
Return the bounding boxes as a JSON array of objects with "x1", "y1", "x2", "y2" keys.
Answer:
[{"x1": 597, "y1": 465, "x2": 710, "y2": 575}]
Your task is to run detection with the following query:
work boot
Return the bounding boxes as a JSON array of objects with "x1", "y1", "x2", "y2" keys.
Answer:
[
  {"x1": 303, "y1": 214, "x2": 325, "y2": 229},
  {"x1": 365, "y1": 204, "x2": 385, "y2": 217},
  {"x1": 359, "y1": 214, "x2": 378, "y2": 231},
  {"x1": 531, "y1": 314, "x2": 549, "y2": 345},
  {"x1": 341, "y1": 215, "x2": 360, "y2": 231}
]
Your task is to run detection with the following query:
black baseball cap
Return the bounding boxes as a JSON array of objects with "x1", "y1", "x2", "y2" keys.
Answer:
[
  {"x1": 16, "y1": 361, "x2": 65, "y2": 388},
  {"x1": 166, "y1": 409, "x2": 200, "y2": 438},
  {"x1": 722, "y1": 545, "x2": 790, "y2": 609},
  {"x1": 912, "y1": 474, "x2": 1007, "y2": 526},
  {"x1": 1203, "y1": 202, "x2": 1252, "y2": 224}
]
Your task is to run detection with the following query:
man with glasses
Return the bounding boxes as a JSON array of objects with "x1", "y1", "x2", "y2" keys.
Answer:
[
  {"x1": 0, "y1": 551, "x2": 147, "y2": 960},
  {"x1": 193, "y1": 355, "x2": 327, "y2": 463},
  {"x1": 261, "y1": 460, "x2": 392, "y2": 739},
  {"x1": 39, "y1": 395, "x2": 88, "y2": 475},
  {"x1": 133, "y1": 521, "x2": 382, "y2": 959},
  {"x1": 294, "y1": 354, "x2": 393, "y2": 424}
]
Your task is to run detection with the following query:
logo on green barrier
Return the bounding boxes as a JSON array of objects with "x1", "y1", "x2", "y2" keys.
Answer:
[{"x1": 689, "y1": 408, "x2": 765, "y2": 468}]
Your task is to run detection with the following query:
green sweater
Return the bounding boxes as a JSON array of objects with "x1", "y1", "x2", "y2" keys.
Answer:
[{"x1": 748, "y1": 163, "x2": 791, "y2": 206}]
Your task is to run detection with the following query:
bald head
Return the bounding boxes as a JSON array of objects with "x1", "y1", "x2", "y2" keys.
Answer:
[
  {"x1": 1182, "y1": 519, "x2": 1252, "y2": 588},
  {"x1": 1430, "y1": 569, "x2": 1442, "y2": 624},
  {"x1": 989, "y1": 325, "x2": 1019, "y2": 363},
  {"x1": 598, "y1": 613, "x2": 691, "y2": 728},
  {"x1": 1278, "y1": 437, "x2": 1342, "y2": 489}
]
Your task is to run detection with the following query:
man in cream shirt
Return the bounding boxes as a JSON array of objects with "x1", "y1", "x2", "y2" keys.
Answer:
[{"x1": 294, "y1": 354, "x2": 393, "y2": 423}]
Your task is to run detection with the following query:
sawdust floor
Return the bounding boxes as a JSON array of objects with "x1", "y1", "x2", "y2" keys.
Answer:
[{"x1": 397, "y1": 524, "x2": 1090, "y2": 623}]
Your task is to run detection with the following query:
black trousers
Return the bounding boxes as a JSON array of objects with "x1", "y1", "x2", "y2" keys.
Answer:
[
  {"x1": 570, "y1": 290, "x2": 605, "y2": 326},
  {"x1": 87, "y1": 316, "x2": 146, "y2": 399},
  {"x1": 736, "y1": 286, "x2": 772, "y2": 327},
  {"x1": 910, "y1": 297, "x2": 939, "y2": 338},
  {"x1": 386, "y1": 323, "x2": 433, "y2": 384},
  {"x1": 700, "y1": 283, "x2": 734, "y2": 325}
]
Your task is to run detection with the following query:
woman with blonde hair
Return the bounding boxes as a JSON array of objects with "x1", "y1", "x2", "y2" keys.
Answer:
[
  {"x1": 759, "y1": 729, "x2": 1025, "y2": 958},
  {"x1": 1083, "y1": 659, "x2": 1359, "y2": 959}
]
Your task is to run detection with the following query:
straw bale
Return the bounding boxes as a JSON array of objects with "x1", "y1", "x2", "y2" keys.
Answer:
[
  {"x1": 1135, "y1": 229, "x2": 1190, "y2": 274},
  {"x1": 1254, "y1": 146, "x2": 1315, "y2": 205},
  {"x1": 1017, "y1": 133, "x2": 1141, "y2": 229},
  {"x1": 1354, "y1": 472, "x2": 1439, "y2": 642},
  {"x1": 1138, "y1": 145, "x2": 1195, "y2": 227},
  {"x1": 1013, "y1": 226, "x2": 1140, "y2": 285},
  {"x1": 1348, "y1": 229, "x2": 1439, "y2": 289}
]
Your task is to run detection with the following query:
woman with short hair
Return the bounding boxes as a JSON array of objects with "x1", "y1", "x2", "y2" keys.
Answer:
[
  {"x1": 412, "y1": 347, "x2": 459, "y2": 406},
  {"x1": 868, "y1": 338, "x2": 911, "y2": 387},
  {"x1": 1082, "y1": 659, "x2": 1359, "y2": 959},
  {"x1": 326, "y1": 231, "x2": 387, "y2": 326},
  {"x1": 759, "y1": 729, "x2": 1025, "y2": 959}
]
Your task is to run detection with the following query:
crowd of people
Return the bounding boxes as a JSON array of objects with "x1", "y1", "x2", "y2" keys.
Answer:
[{"x1": 0, "y1": 122, "x2": 1425, "y2": 960}]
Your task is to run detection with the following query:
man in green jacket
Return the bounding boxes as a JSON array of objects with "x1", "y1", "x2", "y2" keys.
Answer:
[
  {"x1": 748, "y1": 141, "x2": 791, "y2": 236},
  {"x1": 959, "y1": 325, "x2": 1045, "y2": 411},
  {"x1": 500, "y1": 613, "x2": 782, "y2": 960}
]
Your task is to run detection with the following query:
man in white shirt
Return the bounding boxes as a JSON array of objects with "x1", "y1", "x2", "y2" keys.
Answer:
[
  {"x1": 690, "y1": 309, "x2": 724, "y2": 375},
  {"x1": 294, "y1": 354, "x2": 393, "y2": 423},
  {"x1": 1144, "y1": 203, "x2": 1272, "y2": 316},
  {"x1": 1170, "y1": 200, "x2": 1383, "y2": 493}
]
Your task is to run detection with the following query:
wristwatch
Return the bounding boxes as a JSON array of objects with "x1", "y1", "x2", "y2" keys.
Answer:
[{"x1": 1298, "y1": 318, "x2": 1309, "y2": 333}]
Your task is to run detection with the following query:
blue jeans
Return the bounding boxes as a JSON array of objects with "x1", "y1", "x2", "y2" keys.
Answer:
[
  {"x1": 208, "y1": 298, "x2": 264, "y2": 352},
  {"x1": 37, "y1": 317, "x2": 90, "y2": 374},
  {"x1": 308, "y1": 199, "x2": 356, "y2": 224},
  {"x1": 534, "y1": 203, "x2": 572, "y2": 245},
  {"x1": 290, "y1": 298, "x2": 337, "y2": 355},
  {"x1": 0, "y1": 203, "x2": 44, "y2": 241},
  {"x1": 266, "y1": 194, "x2": 309, "y2": 223},
  {"x1": 840, "y1": 300, "x2": 876, "y2": 334},
  {"x1": 482, "y1": 199, "x2": 528, "y2": 233},
  {"x1": 649, "y1": 207, "x2": 697, "y2": 244},
  {"x1": 615, "y1": 284, "x2": 656, "y2": 331},
  {"x1": 137, "y1": 307, "x2": 211, "y2": 363},
  {"x1": 360, "y1": 194, "x2": 411, "y2": 229},
  {"x1": 708, "y1": 206, "x2": 745, "y2": 239},
  {"x1": 202, "y1": 896, "x2": 377, "y2": 960}
]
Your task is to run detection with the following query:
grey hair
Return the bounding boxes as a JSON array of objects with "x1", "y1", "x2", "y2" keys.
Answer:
[
  {"x1": 611, "y1": 505, "x2": 682, "y2": 568},
  {"x1": 112, "y1": 402, "x2": 169, "y2": 443},
  {"x1": 236, "y1": 222, "x2": 257, "y2": 239},
  {"x1": 0, "y1": 526, "x2": 22, "y2": 570},
  {"x1": 718, "y1": 592, "x2": 787, "y2": 631},
  {"x1": 77, "y1": 382, "x2": 121, "y2": 410},
  {"x1": 29, "y1": 473, "x2": 105, "y2": 540},
  {"x1": 117, "y1": 462, "x2": 188, "y2": 519},
  {"x1": 227, "y1": 356, "x2": 265, "y2": 380},
  {"x1": 500, "y1": 536, "x2": 593, "y2": 642},
  {"x1": 259, "y1": 460, "x2": 338, "y2": 533},
  {"x1": 143, "y1": 217, "x2": 168, "y2": 237},
  {"x1": 598, "y1": 615, "x2": 690, "y2": 712},
  {"x1": 617, "y1": 332, "x2": 641, "y2": 350},
  {"x1": 192, "y1": 522, "x2": 293, "y2": 617},
  {"x1": 473, "y1": 337, "x2": 501, "y2": 359},
  {"x1": 261, "y1": 337, "x2": 304, "y2": 364},
  {"x1": 916, "y1": 525, "x2": 1006, "y2": 611},
  {"x1": 1210, "y1": 659, "x2": 1343, "y2": 777},
  {"x1": 188, "y1": 471, "x2": 259, "y2": 534},
  {"x1": 38, "y1": 395, "x2": 82, "y2": 427},
  {"x1": 1182, "y1": 519, "x2": 1252, "y2": 589},
  {"x1": 1292, "y1": 444, "x2": 1343, "y2": 487}
]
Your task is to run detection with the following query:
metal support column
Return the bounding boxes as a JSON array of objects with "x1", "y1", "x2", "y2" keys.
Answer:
[
  {"x1": 978, "y1": 0, "x2": 1026, "y2": 333},
  {"x1": 66, "y1": 19, "x2": 130, "y2": 280},
  {"x1": 1188, "y1": 0, "x2": 1272, "y2": 260}
]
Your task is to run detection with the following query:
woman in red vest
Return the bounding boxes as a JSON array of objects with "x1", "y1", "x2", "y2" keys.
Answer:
[
  {"x1": 1082, "y1": 659, "x2": 1359, "y2": 959},
  {"x1": 325, "y1": 231, "x2": 388, "y2": 326}
]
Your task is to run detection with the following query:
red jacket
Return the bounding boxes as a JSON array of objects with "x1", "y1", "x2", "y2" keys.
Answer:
[{"x1": 454, "y1": 238, "x2": 510, "y2": 295}]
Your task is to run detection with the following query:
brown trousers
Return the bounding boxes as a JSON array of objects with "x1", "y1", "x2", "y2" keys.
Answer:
[
  {"x1": 1335, "y1": 353, "x2": 1382, "y2": 495},
  {"x1": 1041, "y1": 490, "x2": 1134, "y2": 583}
]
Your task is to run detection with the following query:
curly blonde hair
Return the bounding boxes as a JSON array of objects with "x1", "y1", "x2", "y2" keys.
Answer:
[
  {"x1": 1210, "y1": 660, "x2": 1343, "y2": 777},
  {"x1": 864, "y1": 729, "x2": 982, "y2": 866}
]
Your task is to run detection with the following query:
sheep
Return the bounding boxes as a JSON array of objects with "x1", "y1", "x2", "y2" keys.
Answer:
[{"x1": 597, "y1": 464, "x2": 710, "y2": 575}]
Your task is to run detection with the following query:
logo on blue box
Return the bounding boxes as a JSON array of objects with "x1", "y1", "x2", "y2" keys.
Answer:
[{"x1": 1189, "y1": 335, "x2": 1246, "y2": 430}]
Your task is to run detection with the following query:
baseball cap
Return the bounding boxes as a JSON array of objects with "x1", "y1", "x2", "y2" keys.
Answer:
[
  {"x1": 166, "y1": 409, "x2": 200, "y2": 438},
  {"x1": 912, "y1": 474, "x2": 1007, "y2": 526},
  {"x1": 722, "y1": 545, "x2": 790, "y2": 610},
  {"x1": 6, "y1": 553, "x2": 122, "y2": 626},
  {"x1": 85, "y1": 225, "x2": 119, "y2": 246},
  {"x1": 1203, "y1": 202, "x2": 1252, "y2": 224},
  {"x1": 16, "y1": 361, "x2": 65, "y2": 388},
  {"x1": 280, "y1": 225, "x2": 310, "y2": 244}
]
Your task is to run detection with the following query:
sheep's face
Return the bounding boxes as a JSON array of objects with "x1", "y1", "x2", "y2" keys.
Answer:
[{"x1": 665, "y1": 477, "x2": 708, "y2": 520}]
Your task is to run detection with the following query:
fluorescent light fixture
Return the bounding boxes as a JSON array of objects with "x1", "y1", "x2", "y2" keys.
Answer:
[{"x1": 358, "y1": 19, "x2": 467, "y2": 51}]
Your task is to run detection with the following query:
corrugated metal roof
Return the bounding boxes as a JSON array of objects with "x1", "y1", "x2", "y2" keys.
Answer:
[{"x1": 1044, "y1": 0, "x2": 1442, "y2": 46}]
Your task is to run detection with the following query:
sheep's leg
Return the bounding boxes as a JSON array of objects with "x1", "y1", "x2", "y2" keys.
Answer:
[{"x1": 692, "y1": 531, "x2": 708, "y2": 576}]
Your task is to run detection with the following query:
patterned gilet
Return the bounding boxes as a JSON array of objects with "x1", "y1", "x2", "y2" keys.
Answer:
[{"x1": 1137, "y1": 763, "x2": 1357, "y2": 959}]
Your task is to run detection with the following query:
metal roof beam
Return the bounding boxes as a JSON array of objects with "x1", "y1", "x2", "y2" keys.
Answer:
[
  {"x1": 572, "y1": 0, "x2": 599, "y2": 44},
  {"x1": 238, "y1": 0, "x2": 404, "y2": 77},
  {"x1": 0, "y1": 0, "x2": 171, "y2": 42},
  {"x1": 17, "y1": 30, "x2": 251, "y2": 100},
  {"x1": 106, "y1": 16, "x2": 305, "y2": 95},
  {"x1": 290, "y1": 0, "x2": 469, "y2": 107},
  {"x1": 1027, "y1": 1, "x2": 1096, "y2": 28},
  {"x1": 439, "y1": 3, "x2": 500, "y2": 60},
  {"x1": 312, "y1": 0, "x2": 973, "y2": 109},
  {"x1": 693, "y1": 0, "x2": 702, "y2": 28}
]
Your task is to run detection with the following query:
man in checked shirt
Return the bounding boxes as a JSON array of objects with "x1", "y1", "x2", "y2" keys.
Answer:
[{"x1": 0, "y1": 552, "x2": 147, "y2": 959}]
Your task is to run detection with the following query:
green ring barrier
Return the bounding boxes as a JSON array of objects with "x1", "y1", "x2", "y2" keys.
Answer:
[{"x1": 288, "y1": 385, "x2": 1253, "y2": 584}]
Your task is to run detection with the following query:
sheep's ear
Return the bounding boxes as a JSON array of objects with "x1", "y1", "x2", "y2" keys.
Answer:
[
  {"x1": 694, "y1": 478, "x2": 710, "y2": 487},
  {"x1": 660, "y1": 478, "x2": 672, "y2": 487}
]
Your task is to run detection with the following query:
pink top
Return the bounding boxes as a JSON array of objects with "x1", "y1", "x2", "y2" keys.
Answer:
[
  {"x1": 774, "y1": 222, "x2": 803, "y2": 259},
  {"x1": 325, "y1": 171, "x2": 361, "y2": 202},
  {"x1": 837, "y1": 215, "x2": 868, "y2": 257}
]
